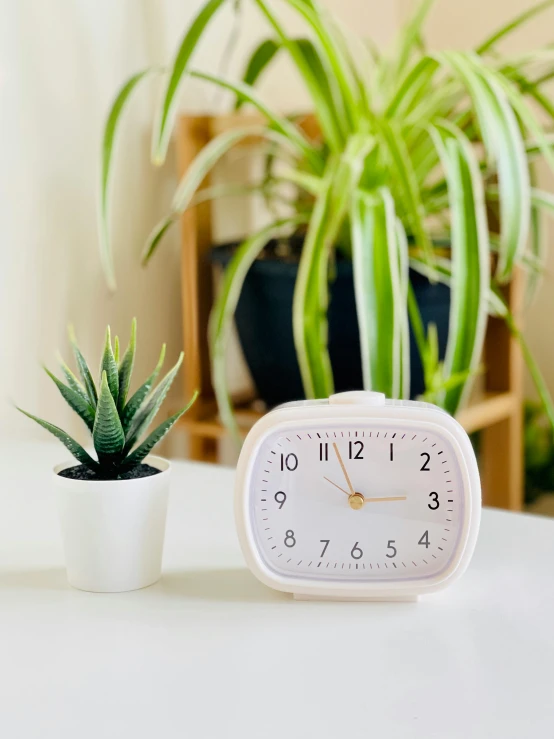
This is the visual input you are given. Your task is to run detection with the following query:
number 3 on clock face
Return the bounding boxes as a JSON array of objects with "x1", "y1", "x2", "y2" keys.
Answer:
[{"x1": 235, "y1": 392, "x2": 481, "y2": 601}]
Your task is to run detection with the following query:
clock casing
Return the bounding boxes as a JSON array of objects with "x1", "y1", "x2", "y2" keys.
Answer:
[{"x1": 235, "y1": 392, "x2": 481, "y2": 601}]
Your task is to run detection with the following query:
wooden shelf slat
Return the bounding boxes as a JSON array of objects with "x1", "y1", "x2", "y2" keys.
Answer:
[{"x1": 456, "y1": 392, "x2": 518, "y2": 434}]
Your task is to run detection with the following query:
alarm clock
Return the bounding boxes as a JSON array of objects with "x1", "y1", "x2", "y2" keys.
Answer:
[{"x1": 235, "y1": 391, "x2": 481, "y2": 601}]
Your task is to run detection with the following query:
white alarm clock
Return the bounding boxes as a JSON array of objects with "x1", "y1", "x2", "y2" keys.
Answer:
[{"x1": 235, "y1": 391, "x2": 481, "y2": 601}]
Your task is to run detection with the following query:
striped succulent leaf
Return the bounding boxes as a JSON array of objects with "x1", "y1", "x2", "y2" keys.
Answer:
[
  {"x1": 117, "y1": 317, "x2": 136, "y2": 411},
  {"x1": 122, "y1": 391, "x2": 198, "y2": 469},
  {"x1": 124, "y1": 352, "x2": 184, "y2": 453},
  {"x1": 16, "y1": 407, "x2": 99, "y2": 471},
  {"x1": 121, "y1": 343, "x2": 166, "y2": 432},
  {"x1": 68, "y1": 326, "x2": 97, "y2": 407},
  {"x1": 100, "y1": 326, "x2": 119, "y2": 405},
  {"x1": 44, "y1": 367, "x2": 96, "y2": 432},
  {"x1": 93, "y1": 371, "x2": 125, "y2": 458},
  {"x1": 58, "y1": 356, "x2": 90, "y2": 404}
]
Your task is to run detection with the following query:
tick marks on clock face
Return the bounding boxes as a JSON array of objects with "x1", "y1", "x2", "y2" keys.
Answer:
[{"x1": 250, "y1": 423, "x2": 463, "y2": 581}]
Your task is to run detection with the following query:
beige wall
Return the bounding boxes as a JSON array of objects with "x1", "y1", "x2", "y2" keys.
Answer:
[{"x1": 0, "y1": 0, "x2": 398, "y2": 444}]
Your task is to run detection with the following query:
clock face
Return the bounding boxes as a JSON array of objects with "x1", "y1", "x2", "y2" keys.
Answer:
[{"x1": 249, "y1": 421, "x2": 465, "y2": 581}]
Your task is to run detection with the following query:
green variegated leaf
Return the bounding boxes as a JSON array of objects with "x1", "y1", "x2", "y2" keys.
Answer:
[
  {"x1": 279, "y1": 168, "x2": 323, "y2": 196},
  {"x1": 16, "y1": 407, "x2": 99, "y2": 470},
  {"x1": 142, "y1": 125, "x2": 302, "y2": 264},
  {"x1": 504, "y1": 309, "x2": 554, "y2": 429},
  {"x1": 253, "y1": 1, "x2": 344, "y2": 150},
  {"x1": 407, "y1": 281, "x2": 427, "y2": 369},
  {"x1": 487, "y1": 184, "x2": 550, "y2": 298},
  {"x1": 121, "y1": 344, "x2": 166, "y2": 432},
  {"x1": 152, "y1": 0, "x2": 227, "y2": 164},
  {"x1": 396, "y1": 219, "x2": 410, "y2": 400},
  {"x1": 142, "y1": 217, "x2": 176, "y2": 265},
  {"x1": 293, "y1": 137, "x2": 370, "y2": 399},
  {"x1": 124, "y1": 353, "x2": 184, "y2": 452},
  {"x1": 281, "y1": 0, "x2": 360, "y2": 130},
  {"x1": 100, "y1": 326, "x2": 119, "y2": 404},
  {"x1": 114, "y1": 336, "x2": 120, "y2": 364},
  {"x1": 235, "y1": 38, "x2": 281, "y2": 108},
  {"x1": 190, "y1": 70, "x2": 318, "y2": 167},
  {"x1": 118, "y1": 318, "x2": 137, "y2": 411},
  {"x1": 93, "y1": 371, "x2": 125, "y2": 457},
  {"x1": 476, "y1": 0, "x2": 554, "y2": 54},
  {"x1": 44, "y1": 367, "x2": 95, "y2": 432},
  {"x1": 350, "y1": 189, "x2": 408, "y2": 398},
  {"x1": 379, "y1": 119, "x2": 434, "y2": 267},
  {"x1": 142, "y1": 182, "x2": 282, "y2": 264},
  {"x1": 386, "y1": 56, "x2": 439, "y2": 118},
  {"x1": 99, "y1": 68, "x2": 160, "y2": 290},
  {"x1": 393, "y1": 0, "x2": 436, "y2": 82},
  {"x1": 439, "y1": 53, "x2": 530, "y2": 283},
  {"x1": 428, "y1": 122, "x2": 489, "y2": 414},
  {"x1": 210, "y1": 217, "x2": 306, "y2": 443},
  {"x1": 122, "y1": 391, "x2": 198, "y2": 469},
  {"x1": 294, "y1": 37, "x2": 347, "y2": 146},
  {"x1": 68, "y1": 326, "x2": 97, "y2": 408}
]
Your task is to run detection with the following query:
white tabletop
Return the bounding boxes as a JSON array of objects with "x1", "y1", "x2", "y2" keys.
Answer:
[{"x1": 1, "y1": 441, "x2": 554, "y2": 738}]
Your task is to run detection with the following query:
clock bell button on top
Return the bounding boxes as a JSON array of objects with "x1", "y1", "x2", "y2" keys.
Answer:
[{"x1": 329, "y1": 391, "x2": 386, "y2": 406}]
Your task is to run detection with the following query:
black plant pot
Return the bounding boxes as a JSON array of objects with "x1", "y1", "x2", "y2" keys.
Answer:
[{"x1": 212, "y1": 242, "x2": 450, "y2": 407}]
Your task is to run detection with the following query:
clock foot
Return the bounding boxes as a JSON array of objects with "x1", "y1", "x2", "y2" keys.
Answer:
[{"x1": 292, "y1": 593, "x2": 420, "y2": 602}]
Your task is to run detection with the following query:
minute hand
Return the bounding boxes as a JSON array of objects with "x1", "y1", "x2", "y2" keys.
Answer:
[{"x1": 332, "y1": 442, "x2": 355, "y2": 495}]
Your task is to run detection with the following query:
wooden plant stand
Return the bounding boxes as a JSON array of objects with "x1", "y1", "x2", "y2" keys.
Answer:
[{"x1": 174, "y1": 114, "x2": 524, "y2": 511}]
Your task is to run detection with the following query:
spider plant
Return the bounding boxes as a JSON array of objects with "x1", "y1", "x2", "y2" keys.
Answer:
[{"x1": 100, "y1": 0, "x2": 554, "y2": 440}]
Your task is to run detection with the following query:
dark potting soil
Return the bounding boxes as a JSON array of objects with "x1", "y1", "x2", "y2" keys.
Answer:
[{"x1": 58, "y1": 463, "x2": 161, "y2": 482}]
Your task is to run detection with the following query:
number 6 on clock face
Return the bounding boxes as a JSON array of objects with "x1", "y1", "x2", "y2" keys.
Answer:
[{"x1": 235, "y1": 392, "x2": 481, "y2": 602}]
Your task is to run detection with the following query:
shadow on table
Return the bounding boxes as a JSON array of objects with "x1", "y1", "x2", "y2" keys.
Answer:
[
  {"x1": 156, "y1": 567, "x2": 288, "y2": 603},
  {"x1": 0, "y1": 568, "x2": 68, "y2": 591}
]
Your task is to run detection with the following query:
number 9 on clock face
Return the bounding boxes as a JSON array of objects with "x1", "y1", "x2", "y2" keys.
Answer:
[{"x1": 235, "y1": 393, "x2": 481, "y2": 601}]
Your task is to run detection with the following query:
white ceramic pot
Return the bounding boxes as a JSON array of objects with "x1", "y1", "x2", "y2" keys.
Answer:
[{"x1": 53, "y1": 455, "x2": 170, "y2": 593}]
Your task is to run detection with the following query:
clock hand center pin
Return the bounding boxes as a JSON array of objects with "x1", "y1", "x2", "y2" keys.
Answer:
[{"x1": 326, "y1": 446, "x2": 407, "y2": 510}]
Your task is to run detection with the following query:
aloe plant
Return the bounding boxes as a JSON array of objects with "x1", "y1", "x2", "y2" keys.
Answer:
[
  {"x1": 99, "y1": 0, "x2": 554, "y2": 439},
  {"x1": 17, "y1": 320, "x2": 197, "y2": 479}
]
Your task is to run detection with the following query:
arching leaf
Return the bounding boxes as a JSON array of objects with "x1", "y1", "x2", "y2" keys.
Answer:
[
  {"x1": 210, "y1": 217, "x2": 306, "y2": 443},
  {"x1": 235, "y1": 39, "x2": 281, "y2": 108},
  {"x1": 152, "y1": 0, "x2": 227, "y2": 164},
  {"x1": 122, "y1": 392, "x2": 198, "y2": 468},
  {"x1": 44, "y1": 367, "x2": 95, "y2": 432},
  {"x1": 99, "y1": 68, "x2": 159, "y2": 289},
  {"x1": 122, "y1": 344, "x2": 166, "y2": 432},
  {"x1": 17, "y1": 407, "x2": 99, "y2": 470}
]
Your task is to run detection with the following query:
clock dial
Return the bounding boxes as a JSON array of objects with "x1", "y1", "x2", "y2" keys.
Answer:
[{"x1": 250, "y1": 421, "x2": 464, "y2": 580}]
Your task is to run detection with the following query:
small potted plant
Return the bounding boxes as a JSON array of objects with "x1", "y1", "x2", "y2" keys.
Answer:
[{"x1": 17, "y1": 319, "x2": 196, "y2": 593}]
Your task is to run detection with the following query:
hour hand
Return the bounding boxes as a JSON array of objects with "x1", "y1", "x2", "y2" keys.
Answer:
[{"x1": 323, "y1": 476, "x2": 349, "y2": 496}]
